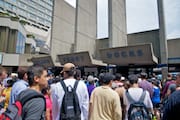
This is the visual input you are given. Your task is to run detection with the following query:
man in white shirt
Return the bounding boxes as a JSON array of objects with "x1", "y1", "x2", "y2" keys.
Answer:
[
  {"x1": 51, "y1": 63, "x2": 89, "y2": 120},
  {"x1": 123, "y1": 74, "x2": 153, "y2": 120}
]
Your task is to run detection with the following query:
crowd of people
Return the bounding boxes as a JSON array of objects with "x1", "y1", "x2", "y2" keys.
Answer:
[{"x1": 0, "y1": 63, "x2": 180, "y2": 120}]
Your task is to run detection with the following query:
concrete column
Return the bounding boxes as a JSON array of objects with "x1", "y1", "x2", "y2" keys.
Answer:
[
  {"x1": 108, "y1": 0, "x2": 113, "y2": 47},
  {"x1": 108, "y1": 0, "x2": 127, "y2": 48},
  {"x1": 157, "y1": 0, "x2": 168, "y2": 64}
]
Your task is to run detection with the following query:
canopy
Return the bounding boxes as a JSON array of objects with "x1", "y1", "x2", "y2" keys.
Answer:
[
  {"x1": 58, "y1": 51, "x2": 107, "y2": 66},
  {"x1": 100, "y1": 44, "x2": 158, "y2": 66}
]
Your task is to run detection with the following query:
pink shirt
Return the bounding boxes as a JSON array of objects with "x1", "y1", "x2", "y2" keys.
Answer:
[{"x1": 45, "y1": 95, "x2": 52, "y2": 120}]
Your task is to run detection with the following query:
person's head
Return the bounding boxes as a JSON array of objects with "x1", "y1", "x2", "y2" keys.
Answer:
[
  {"x1": 4, "y1": 77, "x2": 16, "y2": 87},
  {"x1": 87, "y1": 75, "x2": 94, "y2": 84},
  {"x1": 114, "y1": 73, "x2": 122, "y2": 81},
  {"x1": 128, "y1": 74, "x2": 138, "y2": 85},
  {"x1": 74, "y1": 69, "x2": 81, "y2": 80},
  {"x1": 0, "y1": 66, "x2": 8, "y2": 82},
  {"x1": 27, "y1": 65, "x2": 48, "y2": 90},
  {"x1": 41, "y1": 85, "x2": 51, "y2": 96},
  {"x1": 167, "y1": 73, "x2": 172, "y2": 80},
  {"x1": 152, "y1": 79, "x2": 159, "y2": 87},
  {"x1": 140, "y1": 72, "x2": 147, "y2": 79},
  {"x1": 17, "y1": 67, "x2": 28, "y2": 81},
  {"x1": 98, "y1": 73, "x2": 104, "y2": 86},
  {"x1": 61, "y1": 63, "x2": 76, "y2": 79},
  {"x1": 176, "y1": 73, "x2": 180, "y2": 85},
  {"x1": 101, "y1": 73, "x2": 114, "y2": 85}
]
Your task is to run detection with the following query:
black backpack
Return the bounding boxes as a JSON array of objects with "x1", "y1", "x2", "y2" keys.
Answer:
[
  {"x1": 0, "y1": 90, "x2": 46, "y2": 120},
  {"x1": 126, "y1": 90, "x2": 151, "y2": 120},
  {"x1": 60, "y1": 80, "x2": 81, "y2": 120}
]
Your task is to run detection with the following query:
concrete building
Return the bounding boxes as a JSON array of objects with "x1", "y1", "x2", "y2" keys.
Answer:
[
  {"x1": 127, "y1": 29, "x2": 160, "y2": 61},
  {"x1": 0, "y1": 0, "x2": 54, "y2": 54},
  {"x1": 127, "y1": 29, "x2": 180, "y2": 70},
  {"x1": 108, "y1": 0, "x2": 127, "y2": 47},
  {"x1": 51, "y1": 0, "x2": 127, "y2": 65},
  {"x1": 51, "y1": 0, "x2": 98, "y2": 65},
  {"x1": 0, "y1": 17, "x2": 26, "y2": 54},
  {"x1": 0, "y1": 0, "x2": 53, "y2": 29},
  {"x1": 51, "y1": 0, "x2": 76, "y2": 66}
]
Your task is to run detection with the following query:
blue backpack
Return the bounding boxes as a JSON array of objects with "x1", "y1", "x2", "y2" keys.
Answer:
[{"x1": 126, "y1": 90, "x2": 151, "y2": 120}]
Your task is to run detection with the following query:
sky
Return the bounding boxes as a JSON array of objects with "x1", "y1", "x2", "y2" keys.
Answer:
[{"x1": 64, "y1": 0, "x2": 180, "y2": 39}]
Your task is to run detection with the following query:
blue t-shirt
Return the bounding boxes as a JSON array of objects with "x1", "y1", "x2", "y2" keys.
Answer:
[{"x1": 152, "y1": 86, "x2": 160, "y2": 104}]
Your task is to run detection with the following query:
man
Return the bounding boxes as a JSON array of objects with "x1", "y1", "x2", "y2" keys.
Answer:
[
  {"x1": 89, "y1": 73, "x2": 122, "y2": 120},
  {"x1": 139, "y1": 72, "x2": 154, "y2": 98},
  {"x1": 0, "y1": 66, "x2": 8, "y2": 85},
  {"x1": 123, "y1": 74, "x2": 153, "y2": 120},
  {"x1": 0, "y1": 66, "x2": 8, "y2": 104},
  {"x1": 17, "y1": 65, "x2": 48, "y2": 120},
  {"x1": 51, "y1": 63, "x2": 89, "y2": 120},
  {"x1": 162, "y1": 73, "x2": 175, "y2": 98},
  {"x1": 87, "y1": 75, "x2": 95, "y2": 98},
  {"x1": 9, "y1": 67, "x2": 29, "y2": 104},
  {"x1": 162, "y1": 89, "x2": 180, "y2": 120}
]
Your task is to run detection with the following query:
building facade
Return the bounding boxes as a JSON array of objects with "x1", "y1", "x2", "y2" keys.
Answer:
[
  {"x1": 0, "y1": 0, "x2": 53, "y2": 30},
  {"x1": 51, "y1": 0, "x2": 127, "y2": 65},
  {"x1": 0, "y1": 0, "x2": 54, "y2": 54},
  {"x1": 0, "y1": 17, "x2": 26, "y2": 54}
]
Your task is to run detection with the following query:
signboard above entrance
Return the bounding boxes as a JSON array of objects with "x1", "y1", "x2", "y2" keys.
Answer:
[
  {"x1": 58, "y1": 51, "x2": 107, "y2": 66},
  {"x1": 31, "y1": 56, "x2": 54, "y2": 68},
  {"x1": 100, "y1": 44, "x2": 158, "y2": 66}
]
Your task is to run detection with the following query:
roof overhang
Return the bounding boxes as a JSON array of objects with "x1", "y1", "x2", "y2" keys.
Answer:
[
  {"x1": 30, "y1": 55, "x2": 54, "y2": 68},
  {"x1": 57, "y1": 51, "x2": 107, "y2": 66},
  {"x1": 100, "y1": 44, "x2": 158, "y2": 66}
]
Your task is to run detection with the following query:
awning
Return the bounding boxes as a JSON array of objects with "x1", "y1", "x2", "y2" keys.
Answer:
[
  {"x1": 1, "y1": 53, "x2": 54, "y2": 67},
  {"x1": 58, "y1": 51, "x2": 107, "y2": 66},
  {"x1": 100, "y1": 44, "x2": 158, "y2": 66},
  {"x1": 30, "y1": 55, "x2": 54, "y2": 68}
]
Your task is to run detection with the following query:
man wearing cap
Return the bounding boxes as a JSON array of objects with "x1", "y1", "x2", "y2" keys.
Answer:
[
  {"x1": 89, "y1": 73, "x2": 122, "y2": 120},
  {"x1": 51, "y1": 63, "x2": 89, "y2": 120}
]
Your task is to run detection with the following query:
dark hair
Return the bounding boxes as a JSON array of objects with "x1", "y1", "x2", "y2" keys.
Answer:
[
  {"x1": 140, "y1": 72, "x2": 147, "y2": 79},
  {"x1": 114, "y1": 73, "x2": 122, "y2": 81},
  {"x1": 152, "y1": 79, "x2": 159, "y2": 86},
  {"x1": 101, "y1": 73, "x2": 114, "y2": 85},
  {"x1": 74, "y1": 69, "x2": 81, "y2": 79},
  {"x1": 18, "y1": 67, "x2": 28, "y2": 79},
  {"x1": 41, "y1": 86, "x2": 50, "y2": 95},
  {"x1": 128, "y1": 74, "x2": 138, "y2": 85},
  {"x1": 27, "y1": 65, "x2": 47, "y2": 86}
]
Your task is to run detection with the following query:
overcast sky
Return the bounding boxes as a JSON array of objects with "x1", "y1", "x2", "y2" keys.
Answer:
[{"x1": 65, "y1": 0, "x2": 180, "y2": 39}]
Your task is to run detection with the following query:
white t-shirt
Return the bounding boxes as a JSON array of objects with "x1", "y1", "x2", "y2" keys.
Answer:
[
  {"x1": 51, "y1": 79, "x2": 89, "y2": 120},
  {"x1": 123, "y1": 87, "x2": 153, "y2": 120}
]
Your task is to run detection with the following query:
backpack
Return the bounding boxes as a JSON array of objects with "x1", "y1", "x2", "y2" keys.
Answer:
[
  {"x1": 0, "y1": 90, "x2": 46, "y2": 120},
  {"x1": 60, "y1": 80, "x2": 81, "y2": 120},
  {"x1": 126, "y1": 90, "x2": 151, "y2": 120}
]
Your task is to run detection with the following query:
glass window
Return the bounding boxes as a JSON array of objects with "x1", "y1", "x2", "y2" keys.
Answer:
[{"x1": 16, "y1": 32, "x2": 25, "y2": 54}]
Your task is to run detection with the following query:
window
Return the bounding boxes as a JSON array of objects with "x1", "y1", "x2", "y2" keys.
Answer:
[{"x1": 16, "y1": 32, "x2": 26, "y2": 54}]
